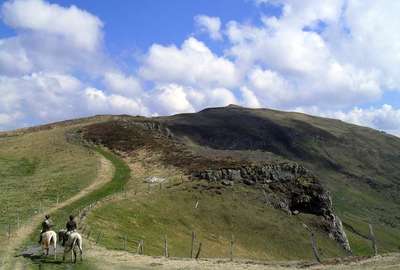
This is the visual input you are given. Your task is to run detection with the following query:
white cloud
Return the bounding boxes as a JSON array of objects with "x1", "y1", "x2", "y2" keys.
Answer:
[
  {"x1": 84, "y1": 87, "x2": 148, "y2": 116},
  {"x1": 0, "y1": 0, "x2": 106, "y2": 76},
  {"x1": 226, "y1": 0, "x2": 388, "y2": 110},
  {"x1": 0, "y1": 112, "x2": 22, "y2": 125},
  {"x1": 335, "y1": 105, "x2": 400, "y2": 135},
  {"x1": 140, "y1": 37, "x2": 238, "y2": 88},
  {"x1": 147, "y1": 84, "x2": 195, "y2": 115},
  {"x1": 294, "y1": 104, "x2": 400, "y2": 136},
  {"x1": 195, "y1": 15, "x2": 223, "y2": 40},
  {"x1": 2, "y1": 0, "x2": 103, "y2": 51},
  {"x1": 1, "y1": 0, "x2": 400, "y2": 138},
  {"x1": 103, "y1": 72, "x2": 142, "y2": 96},
  {"x1": 240, "y1": 87, "x2": 261, "y2": 108},
  {"x1": 0, "y1": 72, "x2": 85, "y2": 130},
  {"x1": 0, "y1": 38, "x2": 33, "y2": 76}
]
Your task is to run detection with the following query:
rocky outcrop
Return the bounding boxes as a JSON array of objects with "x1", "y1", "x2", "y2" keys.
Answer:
[{"x1": 192, "y1": 162, "x2": 352, "y2": 254}]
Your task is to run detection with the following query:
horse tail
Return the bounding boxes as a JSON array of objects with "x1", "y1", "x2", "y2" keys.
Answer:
[
  {"x1": 71, "y1": 237, "x2": 78, "y2": 249},
  {"x1": 50, "y1": 233, "x2": 55, "y2": 245}
]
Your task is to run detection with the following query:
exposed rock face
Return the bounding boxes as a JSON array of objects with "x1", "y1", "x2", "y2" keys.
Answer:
[{"x1": 192, "y1": 163, "x2": 352, "y2": 254}]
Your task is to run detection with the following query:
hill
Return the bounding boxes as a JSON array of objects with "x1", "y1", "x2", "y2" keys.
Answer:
[{"x1": 2, "y1": 106, "x2": 400, "y2": 269}]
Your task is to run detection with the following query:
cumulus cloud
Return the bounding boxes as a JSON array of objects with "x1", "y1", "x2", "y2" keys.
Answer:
[
  {"x1": 0, "y1": 72, "x2": 85, "y2": 130},
  {"x1": 226, "y1": 2, "x2": 383, "y2": 109},
  {"x1": 334, "y1": 105, "x2": 400, "y2": 135},
  {"x1": 195, "y1": 15, "x2": 223, "y2": 40},
  {"x1": 146, "y1": 84, "x2": 195, "y2": 115},
  {"x1": 295, "y1": 104, "x2": 400, "y2": 136},
  {"x1": 140, "y1": 37, "x2": 238, "y2": 88},
  {"x1": 103, "y1": 72, "x2": 142, "y2": 96},
  {"x1": 0, "y1": 0, "x2": 106, "y2": 76},
  {"x1": 1, "y1": 0, "x2": 400, "y2": 137},
  {"x1": 2, "y1": 0, "x2": 103, "y2": 51},
  {"x1": 84, "y1": 88, "x2": 148, "y2": 115}
]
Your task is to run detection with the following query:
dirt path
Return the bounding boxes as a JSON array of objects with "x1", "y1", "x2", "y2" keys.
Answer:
[
  {"x1": 85, "y1": 245, "x2": 400, "y2": 270},
  {"x1": 2, "y1": 153, "x2": 114, "y2": 268}
]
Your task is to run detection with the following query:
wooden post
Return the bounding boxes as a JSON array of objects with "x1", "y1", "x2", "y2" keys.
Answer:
[
  {"x1": 263, "y1": 189, "x2": 268, "y2": 204},
  {"x1": 56, "y1": 193, "x2": 59, "y2": 205},
  {"x1": 164, "y1": 235, "x2": 169, "y2": 257},
  {"x1": 8, "y1": 224, "x2": 11, "y2": 240},
  {"x1": 17, "y1": 213, "x2": 20, "y2": 230},
  {"x1": 123, "y1": 235, "x2": 127, "y2": 251},
  {"x1": 195, "y1": 242, "x2": 202, "y2": 260},
  {"x1": 191, "y1": 231, "x2": 196, "y2": 258},
  {"x1": 369, "y1": 224, "x2": 378, "y2": 256},
  {"x1": 136, "y1": 240, "x2": 142, "y2": 254},
  {"x1": 141, "y1": 240, "x2": 144, "y2": 254},
  {"x1": 303, "y1": 224, "x2": 321, "y2": 263},
  {"x1": 95, "y1": 232, "x2": 102, "y2": 244},
  {"x1": 230, "y1": 234, "x2": 234, "y2": 261}
]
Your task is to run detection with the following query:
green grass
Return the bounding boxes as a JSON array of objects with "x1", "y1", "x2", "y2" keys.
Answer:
[
  {"x1": 87, "y1": 185, "x2": 345, "y2": 261},
  {"x1": 26, "y1": 146, "x2": 131, "y2": 243},
  {"x1": 0, "y1": 127, "x2": 98, "y2": 254},
  {"x1": 84, "y1": 150, "x2": 345, "y2": 261}
]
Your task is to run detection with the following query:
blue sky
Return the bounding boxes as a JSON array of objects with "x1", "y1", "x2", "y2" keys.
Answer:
[{"x1": 0, "y1": 0, "x2": 400, "y2": 135}]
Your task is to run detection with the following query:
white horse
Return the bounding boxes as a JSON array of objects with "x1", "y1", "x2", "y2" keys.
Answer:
[
  {"x1": 59, "y1": 229, "x2": 83, "y2": 263},
  {"x1": 40, "y1": 230, "x2": 57, "y2": 259}
]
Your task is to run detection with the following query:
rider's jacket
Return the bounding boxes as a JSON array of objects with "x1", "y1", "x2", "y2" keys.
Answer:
[
  {"x1": 41, "y1": 219, "x2": 52, "y2": 232},
  {"x1": 66, "y1": 220, "x2": 77, "y2": 232}
]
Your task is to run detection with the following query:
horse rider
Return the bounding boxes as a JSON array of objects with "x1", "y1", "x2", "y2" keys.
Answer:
[
  {"x1": 63, "y1": 215, "x2": 77, "y2": 246},
  {"x1": 38, "y1": 214, "x2": 53, "y2": 244}
]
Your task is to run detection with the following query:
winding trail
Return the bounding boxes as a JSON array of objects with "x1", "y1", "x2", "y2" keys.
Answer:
[{"x1": 2, "y1": 153, "x2": 114, "y2": 269}]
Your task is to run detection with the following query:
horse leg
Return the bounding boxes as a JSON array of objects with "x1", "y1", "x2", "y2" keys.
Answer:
[
  {"x1": 63, "y1": 247, "x2": 70, "y2": 262},
  {"x1": 54, "y1": 239, "x2": 57, "y2": 260},
  {"x1": 78, "y1": 239, "x2": 83, "y2": 261},
  {"x1": 73, "y1": 249, "x2": 77, "y2": 263}
]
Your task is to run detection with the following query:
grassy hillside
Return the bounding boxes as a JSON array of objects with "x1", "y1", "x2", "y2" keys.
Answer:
[
  {"x1": 2, "y1": 105, "x2": 400, "y2": 267},
  {"x1": 83, "y1": 148, "x2": 345, "y2": 261},
  {"x1": 80, "y1": 106, "x2": 400, "y2": 259},
  {"x1": 157, "y1": 106, "x2": 400, "y2": 254},
  {"x1": 0, "y1": 126, "x2": 98, "y2": 255}
]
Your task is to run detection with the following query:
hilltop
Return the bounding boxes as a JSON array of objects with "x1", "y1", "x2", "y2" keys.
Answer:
[{"x1": 1, "y1": 105, "x2": 400, "y2": 269}]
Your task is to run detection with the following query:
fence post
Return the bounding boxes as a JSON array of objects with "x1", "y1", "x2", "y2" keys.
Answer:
[
  {"x1": 195, "y1": 242, "x2": 202, "y2": 260},
  {"x1": 164, "y1": 235, "x2": 169, "y2": 257},
  {"x1": 191, "y1": 231, "x2": 196, "y2": 258},
  {"x1": 123, "y1": 235, "x2": 127, "y2": 251},
  {"x1": 136, "y1": 240, "x2": 142, "y2": 255},
  {"x1": 368, "y1": 224, "x2": 378, "y2": 256},
  {"x1": 303, "y1": 224, "x2": 321, "y2": 263},
  {"x1": 95, "y1": 232, "x2": 102, "y2": 244},
  {"x1": 17, "y1": 213, "x2": 20, "y2": 230},
  {"x1": 230, "y1": 234, "x2": 234, "y2": 261},
  {"x1": 8, "y1": 224, "x2": 11, "y2": 240}
]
